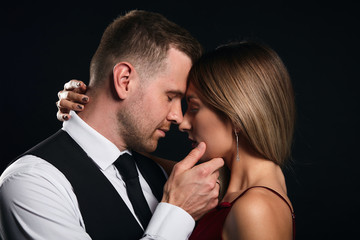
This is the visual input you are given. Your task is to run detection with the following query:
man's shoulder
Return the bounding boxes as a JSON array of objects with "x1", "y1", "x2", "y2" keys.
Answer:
[
  {"x1": 0, "y1": 154, "x2": 70, "y2": 191},
  {"x1": 0, "y1": 155, "x2": 86, "y2": 239}
]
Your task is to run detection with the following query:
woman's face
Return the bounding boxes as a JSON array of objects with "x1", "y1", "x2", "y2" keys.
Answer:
[{"x1": 179, "y1": 82, "x2": 234, "y2": 162}]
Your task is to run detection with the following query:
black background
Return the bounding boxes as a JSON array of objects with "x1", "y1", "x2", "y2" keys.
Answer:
[{"x1": 1, "y1": 1, "x2": 359, "y2": 239}]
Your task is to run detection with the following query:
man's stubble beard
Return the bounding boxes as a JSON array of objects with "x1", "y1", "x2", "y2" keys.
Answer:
[{"x1": 116, "y1": 94, "x2": 158, "y2": 153}]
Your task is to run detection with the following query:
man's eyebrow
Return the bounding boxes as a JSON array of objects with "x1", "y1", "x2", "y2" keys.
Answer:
[{"x1": 167, "y1": 90, "x2": 185, "y2": 98}]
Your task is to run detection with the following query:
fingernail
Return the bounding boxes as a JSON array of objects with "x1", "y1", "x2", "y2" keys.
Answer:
[
  {"x1": 77, "y1": 105, "x2": 83, "y2": 110},
  {"x1": 82, "y1": 97, "x2": 89, "y2": 102}
]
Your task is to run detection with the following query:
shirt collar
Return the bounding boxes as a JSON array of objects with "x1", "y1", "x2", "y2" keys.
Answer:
[{"x1": 62, "y1": 111, "x2": 131, "y2": 170}]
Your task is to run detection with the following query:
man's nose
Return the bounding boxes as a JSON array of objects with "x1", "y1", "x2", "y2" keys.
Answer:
[{"x1": 167, "y1": 101, "x2": 183, "y2": 124}]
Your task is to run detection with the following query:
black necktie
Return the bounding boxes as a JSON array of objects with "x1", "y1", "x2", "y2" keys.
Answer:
[{"x1": 114, "y1": 153, "x2": 152, "y2": 229}]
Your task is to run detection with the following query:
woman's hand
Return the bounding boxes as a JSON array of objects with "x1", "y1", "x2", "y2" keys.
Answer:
[{"x1": 56, "y1": 79, "x2": 89, "y2": 121}]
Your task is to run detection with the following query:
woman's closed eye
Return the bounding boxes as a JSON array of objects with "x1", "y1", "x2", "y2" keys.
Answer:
[
  {"x1": 187, "y1": 103, "x2": 200, "y2": 113},
  {"x1": 189, "y1": 106, "x2": 199, "y2": 113},
  {"x1": 186, "y1": 94, "x2": 201, "y2": 113}
]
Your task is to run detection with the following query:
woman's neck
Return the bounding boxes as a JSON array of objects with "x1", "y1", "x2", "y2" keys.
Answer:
[{"x1": 221, "y1": 145, "x2": 286, "y2": 203}]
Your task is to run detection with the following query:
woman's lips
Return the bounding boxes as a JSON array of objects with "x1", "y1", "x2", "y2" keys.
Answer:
[{"x1": 190, "y1": 139, "x2": 198, "y2": 148}]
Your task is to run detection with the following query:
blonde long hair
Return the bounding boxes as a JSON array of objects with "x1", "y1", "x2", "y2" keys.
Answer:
[{"x1": 188, "y1": 41, "x2": 295, "y2": 166}]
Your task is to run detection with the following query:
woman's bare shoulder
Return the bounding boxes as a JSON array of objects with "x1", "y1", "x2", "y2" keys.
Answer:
[
  {"x1": 223, "y1": 187, "x2": 293, "y2": 240},
  {"x1": 230, "y1": 187, "x2": 278, "y2": 224}
]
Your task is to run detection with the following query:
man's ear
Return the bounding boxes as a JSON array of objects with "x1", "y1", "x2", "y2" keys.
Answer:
[{"x1": 113, "y1": 62, "x2": 134, "y2": 99}]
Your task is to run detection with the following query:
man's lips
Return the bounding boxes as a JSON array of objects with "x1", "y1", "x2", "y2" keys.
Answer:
[{"x1": 157, "y1": 128, "x2": 169, "y2": 137}]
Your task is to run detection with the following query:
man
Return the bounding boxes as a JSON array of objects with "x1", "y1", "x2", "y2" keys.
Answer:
[{"x1": 0, "y1": 10, "x2": 223, "y2": 240}]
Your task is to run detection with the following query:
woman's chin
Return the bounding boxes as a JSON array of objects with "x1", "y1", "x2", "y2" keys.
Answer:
[{"x1": 199, "y1": 153, "x2": 215, "y2": 163}]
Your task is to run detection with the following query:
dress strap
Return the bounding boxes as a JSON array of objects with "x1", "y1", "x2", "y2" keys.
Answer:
[
  {"x1": 258, "y1": 186, "x2": 293, "y2": 212},
  {"x1": 231, "y1": 186, "x2": 296, "y2": 240}
]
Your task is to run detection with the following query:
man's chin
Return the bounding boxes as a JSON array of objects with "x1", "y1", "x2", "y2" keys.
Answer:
[{"x1": 134, "y1": 141, "x2": 158, "y2": 153}]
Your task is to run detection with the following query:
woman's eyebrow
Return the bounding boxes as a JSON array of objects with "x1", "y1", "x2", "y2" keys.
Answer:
[{"x1": 186, "y1": 95, "x2": 198, "y2": 102}]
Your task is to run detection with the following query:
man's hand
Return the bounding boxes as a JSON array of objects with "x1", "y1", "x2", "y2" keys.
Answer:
[
  {"x1": 162, "y1": 142, "x2": 224, "y2": 220},
  {"x1": 56, "y1": 80, "x2": 89, "y2": 121}
]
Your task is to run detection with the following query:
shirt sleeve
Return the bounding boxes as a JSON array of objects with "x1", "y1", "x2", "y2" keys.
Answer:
[
  {"x1": 0, "y1": 155, "x2": 91, "y2": 240},
  {"x1": 142, "y1": 202, "x2": 195, "y2": 240}
]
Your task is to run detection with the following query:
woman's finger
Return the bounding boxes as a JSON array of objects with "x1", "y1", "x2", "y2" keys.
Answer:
[
  {"x1": 56, "y1": 99, "x2": 84, "y2": 112},
  {"x1": 64, "y1": 80, "x2": 87, "y2": 93},
  {"x1": 58, "y1": 90, "x2": 89, "y2": 104}
]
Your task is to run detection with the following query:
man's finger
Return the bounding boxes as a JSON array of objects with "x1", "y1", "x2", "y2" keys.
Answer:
[
  {"x1": 176, "y1": 142, "x2": 206, "y2": 170},
  {"x1": 193, "y1": 157, "x2": 224, "y2": 175}
]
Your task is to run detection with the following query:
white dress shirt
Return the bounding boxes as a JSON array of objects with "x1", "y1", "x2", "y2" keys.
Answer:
[{"x1": 0, "y1": 111, "x2": 194, "y2": 240}]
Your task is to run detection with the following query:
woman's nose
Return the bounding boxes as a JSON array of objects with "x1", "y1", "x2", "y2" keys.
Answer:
[{"x1": 179, "y1": 113, "x2": 191, "y2": 132}]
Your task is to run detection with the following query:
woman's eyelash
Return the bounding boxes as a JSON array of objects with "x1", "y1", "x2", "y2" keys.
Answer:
[{"x1": 189, "y1": 107, "x2": 199, "y2": 113}]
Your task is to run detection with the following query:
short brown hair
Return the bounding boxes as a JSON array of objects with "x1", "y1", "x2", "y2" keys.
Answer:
[
  {"x1": 189, "y1": 41, "x2": 296, "y2": 166},
  {"x1": 89, "y1": 10, "x2": 202, "y2": 87}
]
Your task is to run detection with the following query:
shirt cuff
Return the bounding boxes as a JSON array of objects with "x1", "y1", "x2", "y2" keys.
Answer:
[{"x1": 144, "y1": 202, "x2": 195, "y2": 240}]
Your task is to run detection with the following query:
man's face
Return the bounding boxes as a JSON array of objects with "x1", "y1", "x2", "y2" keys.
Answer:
[{"x1": 118, "y1": 48, "x2": 192, "y2": 153}]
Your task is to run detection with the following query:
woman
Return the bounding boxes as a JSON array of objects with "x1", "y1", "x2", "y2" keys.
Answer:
[{"x1": 57, "y1": 41, "x2": 296, "y2": 240}]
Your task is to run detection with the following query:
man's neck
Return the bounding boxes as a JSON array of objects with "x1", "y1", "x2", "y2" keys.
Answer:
[{"x1": 77, "y1": 93, "x2": 128, "y2": 151}]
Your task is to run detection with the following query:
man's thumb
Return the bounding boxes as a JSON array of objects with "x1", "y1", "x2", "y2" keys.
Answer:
[{"x1": 178, "y1": 142, "x2": 206, "y2": 169}]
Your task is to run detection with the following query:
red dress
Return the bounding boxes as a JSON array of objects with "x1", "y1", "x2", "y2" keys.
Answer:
[{"x1": 189, "y1": 186, "x2": 296, "y2": 240}]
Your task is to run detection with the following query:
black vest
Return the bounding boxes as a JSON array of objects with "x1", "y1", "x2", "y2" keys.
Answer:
[{"x1": 22, "y1": 130, "x2": 167, "y2": 240}]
